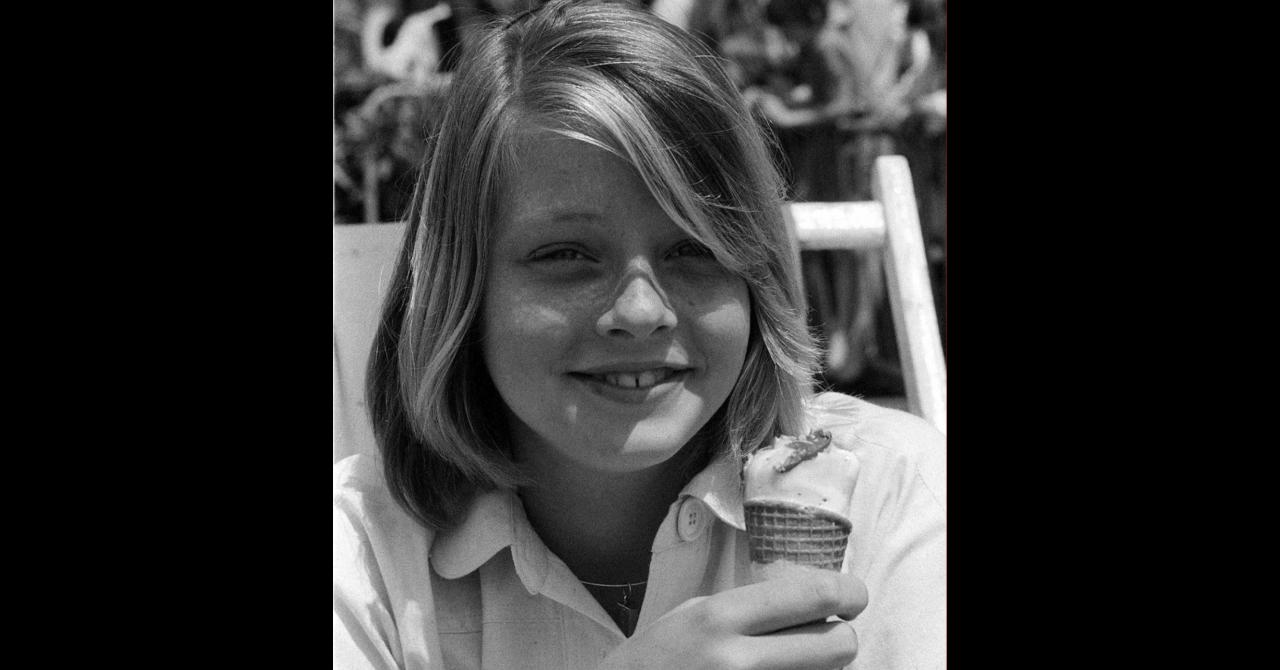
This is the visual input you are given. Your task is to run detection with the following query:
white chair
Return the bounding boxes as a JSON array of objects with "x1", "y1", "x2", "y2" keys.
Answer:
[
  {"x1": 333, "y1": 223, "x2": 406, "y2": 463},
  {"x1": 333, "y1": 154, "x2": 945, "y2": 462},
  {"x1": 781, "y1": 155, "x2": 946, "y2": 434}
]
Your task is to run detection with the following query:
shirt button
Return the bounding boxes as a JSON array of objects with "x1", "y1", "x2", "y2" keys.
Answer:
[{"x1": 677, "y1": 497, "x2": 707, "y2": 542}]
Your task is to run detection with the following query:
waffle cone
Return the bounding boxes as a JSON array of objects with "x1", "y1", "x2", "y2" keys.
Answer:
[{"x1": 744, "y1": 501, "x2": 851, "y2": 571}]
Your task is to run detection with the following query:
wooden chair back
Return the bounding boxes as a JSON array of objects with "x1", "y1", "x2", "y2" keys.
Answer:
[{"x1": 782, "y1": 155, "x2": 946, "y2": 433}]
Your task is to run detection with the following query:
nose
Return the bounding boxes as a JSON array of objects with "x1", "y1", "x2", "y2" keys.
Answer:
[{"x1": 596, "y1": 271, "x2": 677, "y2": 339}]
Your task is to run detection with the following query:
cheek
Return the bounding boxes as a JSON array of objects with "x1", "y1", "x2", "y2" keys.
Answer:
[
  {"x1": 684, "y1": 279, "x2": 752, "y2": 371},
  {"x1": 481, "y1": 275, "x2": 579, "y2": 376}
]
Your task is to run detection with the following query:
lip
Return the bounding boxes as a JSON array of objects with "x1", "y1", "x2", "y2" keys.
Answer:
[
  {"x1": 567, "y1": 364, "x2": 692, "y2": 405},
  {"x1": 572, "y1": 361, "x2": 693, "y2": 376}
]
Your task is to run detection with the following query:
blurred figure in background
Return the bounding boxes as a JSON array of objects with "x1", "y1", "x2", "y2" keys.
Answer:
[
  {"x1": 361, "y1": 0, "x2": 456, "y2": 86},
  {"x1": 896, "y1": 0, "x2": 946, "y2": 335},
  {"x1": 448, "y1": 0, "x2": 545, "y2": 51},
  {"x1": 873, "y1": 0, "x2": 945, "y2": 355},
  {"x1": 709, "y1": 0, "x2": 940, "y2": 392},
  {"x1": 337, "y1": 0, "x2": 461, "y2": 223}
]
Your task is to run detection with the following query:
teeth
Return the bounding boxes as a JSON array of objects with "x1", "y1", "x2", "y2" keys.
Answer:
[{"x1": 600, "y1": 369, "x2": 675, "y2": 389}]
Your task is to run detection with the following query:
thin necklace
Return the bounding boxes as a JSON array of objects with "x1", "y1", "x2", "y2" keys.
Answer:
[
  {"x1": 581, "y1": 580, "x2": 647, "y2": 636},
  {"x1": 580, "y1": 580, "x2": 648, "y2": 588}
]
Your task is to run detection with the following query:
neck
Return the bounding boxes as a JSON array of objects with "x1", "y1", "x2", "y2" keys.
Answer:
[{"x1": 515, "y1": 441, "x2": 702, "y2": 585}]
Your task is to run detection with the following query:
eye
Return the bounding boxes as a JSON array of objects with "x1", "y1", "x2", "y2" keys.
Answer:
[
  {"x1": 530, "y1": 246, "x2": 592, "y2": 262},
  {"x1": 670, "y1": 239, "x2": 715, "y2": 259}
]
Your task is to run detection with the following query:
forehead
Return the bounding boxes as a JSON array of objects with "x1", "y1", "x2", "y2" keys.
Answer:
[{"x1": 498, "y1": 126, "x2": 654, "y2": 225}]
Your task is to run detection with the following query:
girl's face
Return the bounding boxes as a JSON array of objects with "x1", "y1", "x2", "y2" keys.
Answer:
[{"x1": 482, "y1": 128, "x2": 751, "y2": 474}]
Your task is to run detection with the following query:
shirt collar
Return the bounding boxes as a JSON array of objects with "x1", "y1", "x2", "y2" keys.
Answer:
[
  {"x1": 429, "y1": 452, "x2": 746, "y2": 583},
  {"x1": 432, "y1": 488, "x2": 559, "y2": 596},
  {"x1": 679, "y1": 451, "x2": 746, "y2": 531}
]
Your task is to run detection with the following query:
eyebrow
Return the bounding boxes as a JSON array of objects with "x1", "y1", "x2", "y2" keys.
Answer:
[{"x1": 510, "y1": 209, "x2": 605, "y2": 229}]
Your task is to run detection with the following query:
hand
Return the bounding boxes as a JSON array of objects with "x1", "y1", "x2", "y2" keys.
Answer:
[{"x1": 598, "y1": 571, "x2": 867, "y2": 670}]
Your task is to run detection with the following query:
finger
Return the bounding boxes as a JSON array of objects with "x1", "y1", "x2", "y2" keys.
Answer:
[
  {"x1": 720, "y1": 571, "x2": 868, "y2": 635},
  {"x1": 744, "y1": 617, "x2": 859, "y2": 670}
]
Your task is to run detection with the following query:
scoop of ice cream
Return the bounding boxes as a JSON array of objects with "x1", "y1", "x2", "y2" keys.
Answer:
[{"x1": 743, "y1": 429, "x2": 860, "y2": 520}]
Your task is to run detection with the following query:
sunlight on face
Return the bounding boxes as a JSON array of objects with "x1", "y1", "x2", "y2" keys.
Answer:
[{"x1": 481, "y1": 128, "x2": 751, "y2": 475}]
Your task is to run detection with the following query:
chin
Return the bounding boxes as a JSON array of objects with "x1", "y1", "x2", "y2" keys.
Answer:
[{"x1": 574, "y1": 415, "x2": 709, "y2": 472}]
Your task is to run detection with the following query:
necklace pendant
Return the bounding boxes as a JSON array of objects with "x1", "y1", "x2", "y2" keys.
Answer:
[
  {"x1": 616, "y1": 601, "x2": 640, "y2": 637},
  {"x1": 616, "y1": 584, "x2": 642, "y2": 636}
]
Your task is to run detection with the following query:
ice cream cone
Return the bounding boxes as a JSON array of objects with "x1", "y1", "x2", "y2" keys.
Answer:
[
  {"x1": 741, "y1": 429, "x2": 860, "y2": 582},
  {"x1": 744, "y1": 500, "x2": 851, "y2": 571}
]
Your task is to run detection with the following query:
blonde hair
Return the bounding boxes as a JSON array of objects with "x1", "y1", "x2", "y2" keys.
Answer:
[{"x1": 367, "y1": 0, "x2": 820, "y2": 531}]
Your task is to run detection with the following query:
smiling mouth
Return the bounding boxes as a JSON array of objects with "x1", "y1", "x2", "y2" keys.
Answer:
[{"x1": 572, "y1": 368, "x2": 687, "y2": 390}]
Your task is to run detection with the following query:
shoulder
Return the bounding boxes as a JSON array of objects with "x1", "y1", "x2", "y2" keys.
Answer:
[
  {"x1": 333, "y1": 454, "x2": 436, "y2": 558},
  {"x1": 333, "y1": 456, "x2": 439, "y2": 667},
  {"x1": 334, "y1": 452, "x2": 384, "y2": 494},
  {"x1": 803, "y1": 392, "x2": 946, "y2": 500},
  {"x1": 334, "y1": 453, "x2": 395, "y2": 517},
  {"x1": 804, "y1": 392, "x2": 943, "y2": 449}
]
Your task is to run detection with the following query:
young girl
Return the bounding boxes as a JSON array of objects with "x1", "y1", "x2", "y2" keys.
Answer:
[{"x1": 333, "y1": 1, "x2": 946, "y2": 668}]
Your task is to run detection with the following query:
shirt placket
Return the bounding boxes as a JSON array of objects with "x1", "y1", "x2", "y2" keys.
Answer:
[
  {"x1": 634, "y1": 494, "x2": 714, "y2": 633},
  {"x1": 505, "y1": 499, "x2": 627, "y2": 666}
]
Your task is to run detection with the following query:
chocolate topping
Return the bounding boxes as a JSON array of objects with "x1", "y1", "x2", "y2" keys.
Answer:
[{"x1": 773, "y1": 429, "x2": 833, "y2": 473}]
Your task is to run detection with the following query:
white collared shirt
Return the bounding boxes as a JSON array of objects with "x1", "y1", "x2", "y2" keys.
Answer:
[{"x1": 334, "y1": 392, "x2": 946, "y2": 669}]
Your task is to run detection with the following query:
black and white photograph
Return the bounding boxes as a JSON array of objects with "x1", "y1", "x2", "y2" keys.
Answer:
[{"x1": 333, "y1": 1, "x2": 947, "y2": 667}]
